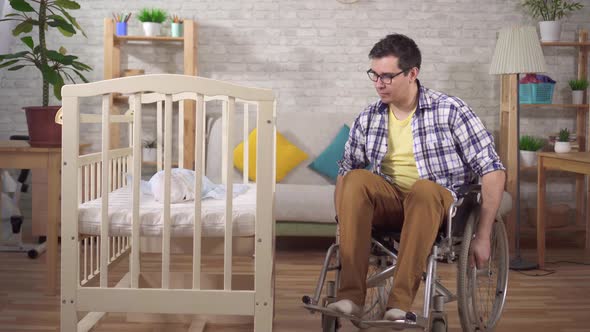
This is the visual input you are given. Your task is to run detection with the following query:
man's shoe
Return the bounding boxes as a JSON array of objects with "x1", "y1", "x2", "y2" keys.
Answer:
[
  {"x1": 383, "y1": 308, "x2": 406, "y2": 321},
  {"x1": 326, "y1": 299, "x2": 362, "y2": 317}
]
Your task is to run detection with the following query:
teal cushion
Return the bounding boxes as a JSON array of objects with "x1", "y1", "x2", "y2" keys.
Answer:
[{"x1": 309, "y1": 125, "x2": 350, "y2": 181}]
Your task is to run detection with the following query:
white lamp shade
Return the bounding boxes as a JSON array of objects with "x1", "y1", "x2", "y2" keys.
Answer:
[{"x1": 489, "y1": 26, "x2": 547, "y2": 75}]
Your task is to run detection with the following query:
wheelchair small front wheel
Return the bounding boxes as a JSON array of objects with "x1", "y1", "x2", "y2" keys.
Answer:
[
  {"x1": 457, "y1": 209, "x2": 509, "y2": 332},
  {"x1": 430, "y1": 319, "x2": 447, "y2": 332},
  {"x1": 321, "y1": 313, "x2": 339, "y2": 332}
]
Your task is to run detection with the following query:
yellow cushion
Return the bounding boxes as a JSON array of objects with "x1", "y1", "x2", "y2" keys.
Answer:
[{"x1": 234, "y1": 128, "x2": 308, "y2": 182}]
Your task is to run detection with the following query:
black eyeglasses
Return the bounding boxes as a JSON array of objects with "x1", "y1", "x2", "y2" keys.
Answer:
[{"x1": 366, "y1": 69, "x2": 406, "y2": 84}]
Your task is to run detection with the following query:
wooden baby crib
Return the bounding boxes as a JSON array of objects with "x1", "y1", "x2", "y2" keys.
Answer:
[{"x1": 60, "y1": 74, "x2": 276, "y2": 331}]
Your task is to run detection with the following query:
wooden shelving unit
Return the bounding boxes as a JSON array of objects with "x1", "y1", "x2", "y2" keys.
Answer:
[
  {"x1": 499, "y1": 29, "x2": 589, "y2": 249},
  {"x1": 103, "y1": 18, "x2": 198, "y2": 168}
]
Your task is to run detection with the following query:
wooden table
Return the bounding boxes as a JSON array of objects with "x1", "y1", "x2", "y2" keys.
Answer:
[
  {"x1": 0, "y1": 141, "x2": 61, "y2": 295},
  {"x1": 537, "y1": 152, "x2": 590, "y2": 268}
]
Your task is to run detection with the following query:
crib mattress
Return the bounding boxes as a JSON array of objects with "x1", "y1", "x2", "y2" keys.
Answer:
[{"x1": 78, "y1": 185, "x2": 257, "y2": 237}]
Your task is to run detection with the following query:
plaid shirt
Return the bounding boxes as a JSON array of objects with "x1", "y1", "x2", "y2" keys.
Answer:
[{"x1": 337, "y1": 82, "x2": 505, "y2": 199}]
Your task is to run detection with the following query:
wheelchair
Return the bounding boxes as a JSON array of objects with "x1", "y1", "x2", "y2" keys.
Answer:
[{"x1": 302, "y1": 185, "x2": 510, "y2": 332}]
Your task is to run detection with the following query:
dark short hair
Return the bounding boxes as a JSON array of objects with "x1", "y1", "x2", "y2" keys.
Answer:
[{"x1": 369, "y1": 34, "x2": 422, "y2": 71}]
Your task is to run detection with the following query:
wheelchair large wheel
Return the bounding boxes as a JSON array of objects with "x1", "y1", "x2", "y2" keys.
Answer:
[
  {"x1": 352, "y1": 255, "x2": 395, "y2": 327},
  {"x1": 457, "y1": 209, "x2": 509, "y2": 332}
]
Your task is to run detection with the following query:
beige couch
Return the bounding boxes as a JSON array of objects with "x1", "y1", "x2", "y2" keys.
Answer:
[{"x1": 206, "y1": 111, "x2": 359, "y2": 224}]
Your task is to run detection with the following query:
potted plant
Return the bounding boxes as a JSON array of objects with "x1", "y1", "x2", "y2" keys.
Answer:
[
  {"x1": 0, "y1": 0, "x2": 92, "y2": 147},
  {"x1": 522, "y1": 0, "x2": 583, "y2": 42},
  {"x1": 519, "y1": 135, "x2": 544, "y2": 167},
  {"x1": 170, "y1": 14, "x2": 183, "y2": 38},
  {"x1": 137, "y1": 8, "x2": 167, "y2": 37},
  {"x1": 568, "y1": 78, "x2": 588, "y2": 105},
  {"x1": 554, "y1": 128, "x2": 571, "y2": 153},
  {"x1": 143, "y1": 139, "x2": 157, "y2": 162}
]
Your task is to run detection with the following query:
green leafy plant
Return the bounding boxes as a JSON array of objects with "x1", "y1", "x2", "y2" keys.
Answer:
[
  {"x1": 0, "y1": 0, "x2": 92, "y2": 106},
  {"x1": 137, "y1": 8, "x2": 167, "y2": 23},
  {"x1": 519, "y1": 135, "x2": 545, "y2": 151},
  {"x1": 568, "y1": 78, "x2": 589, "y2": 90},
  {"x1": 522, "y1": 0, "x2": 583, "y2": 21},
  {"x1": 558, "y1": 128, "x2": 570, "y2": 142}
]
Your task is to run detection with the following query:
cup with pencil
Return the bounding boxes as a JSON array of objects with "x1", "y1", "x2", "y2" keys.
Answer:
[
  {"x1": 170, "y1": 14, "x2": 184, "y2": 37},
  {"x1": 114, "y1": 12, "x2": 131, "y2": 36}
]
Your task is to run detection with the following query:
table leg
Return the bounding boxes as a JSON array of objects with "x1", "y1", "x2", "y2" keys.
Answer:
[
  {"x1": 46, "y1": 153, "x2": 60, "y2": 296},
  {"x1": 537, "y1": 156, "x2": 546, "y2": 269}
]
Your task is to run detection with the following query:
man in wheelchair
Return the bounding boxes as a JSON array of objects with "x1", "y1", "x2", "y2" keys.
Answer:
[{"x1": 317, "y1": 34, "x2": 507, "y2": 328}]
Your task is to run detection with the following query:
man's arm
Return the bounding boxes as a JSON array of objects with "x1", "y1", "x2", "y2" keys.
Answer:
[{"x1": 470, "y1": 170, "x2": 505, "y2": 268}]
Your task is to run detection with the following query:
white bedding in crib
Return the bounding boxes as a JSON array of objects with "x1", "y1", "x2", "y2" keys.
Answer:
[{"x1": 78, "y1": 184, "x2": 257, "y2": 237}]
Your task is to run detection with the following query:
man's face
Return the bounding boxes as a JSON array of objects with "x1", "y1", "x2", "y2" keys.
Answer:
[{"x1": 369, "y1": 56, "x2": 412, "y2": 105}]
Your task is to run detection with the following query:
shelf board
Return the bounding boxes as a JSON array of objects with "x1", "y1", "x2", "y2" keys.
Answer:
[
  {"x1": 520, "y1": 103, "x2": 589, "y2": 109},
  {"x1": 541, "y1": 41, "x2": 590, "y2": 47},
  {"x1": 115, "y1": 35, "x2": 184, "y2": 43}
]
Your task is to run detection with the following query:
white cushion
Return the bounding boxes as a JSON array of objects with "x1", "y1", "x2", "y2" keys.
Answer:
[{"x1": 275, "y1": 184, "x2": 336, "y2": 223}]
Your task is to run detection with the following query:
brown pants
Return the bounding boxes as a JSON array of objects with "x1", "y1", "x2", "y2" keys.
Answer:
[{"x1": 336, "y1": 170, "x2": 454, "y2": 311}]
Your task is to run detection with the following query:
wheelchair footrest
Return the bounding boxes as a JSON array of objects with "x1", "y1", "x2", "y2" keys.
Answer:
[{"x1": 303, "y1": 304, "x2": 427, "y2": 330}]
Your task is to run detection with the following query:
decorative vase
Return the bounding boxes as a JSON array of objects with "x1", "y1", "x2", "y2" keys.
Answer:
[
  {"x1": 572, "y1": 90, "x2": 584, "y2": 105},
  {"x1": 171, "y1": 23, "x2": 183, "y2": 37},
  {"x1": 23, "y1": 106, "x2": 62, "y2": 147},
  {"x1": 142, "y1": 22, "x2": 161, "y2": 37},
  {"x1": 519, "y1": 150, "x2": 537, "y2": 168},
  {"x1": 143, "y1": 148, "x2": 157, "y2": 162},
  {"x1": 539, "y1": 21, "x2": 561, "y2": 42},
  {"x1": 554, "y1": 141, "x2": 571, "y2": 153}
]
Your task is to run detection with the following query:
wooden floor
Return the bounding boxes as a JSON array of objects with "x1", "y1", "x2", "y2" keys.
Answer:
[{"x1": 0, "y1": 242, "x2": 589, "y2": 332}]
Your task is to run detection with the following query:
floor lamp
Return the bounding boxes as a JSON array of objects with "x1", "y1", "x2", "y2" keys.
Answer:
[{"x1": 489, "y1": 26, "x2": 547, "y2": 271}]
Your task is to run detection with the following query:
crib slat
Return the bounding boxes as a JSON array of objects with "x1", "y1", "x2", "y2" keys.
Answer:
[
  {"x1": 162, "y1": 94, "x2": 173, "y2": 289},
  {"x1": 90, "y1": 163, "x2": 96, "y2": 200},
  {"x1": 78, "y1": 168, "x2": 82, "y2": 204},
  {"x1": 157, "y1": 100, "x2": 163, "y2": 172},
  {"x1": 224, "y1": 97, "x2": 235, "y2": 290},
  {"x1": 83, "y1": 238, "x2": 88, "y2": 284},
  {"x1": 100, "y1": 94, "x2": 111, "y2": 288},
  {"x1": 192, "y1": 93, "x2": 205, "y2": 289},
  {"x1": 221, "y1": 101, "x2": 228, "y2": 185},
  {"x1": 243, "y1": 103, "x2": 249, "y2": 184},
  {"x1": 117, "y1": 157, "x2": 122, "y2": 189},
  {"x1": 131, "y1": 93, "x2": 142, "y2": 288},
  {"x1": 86, "y1": 165, "x2": 91, "y2": 202},
  {"x1": 178, "y1": 100, "x2": 184, "y2": 169}
]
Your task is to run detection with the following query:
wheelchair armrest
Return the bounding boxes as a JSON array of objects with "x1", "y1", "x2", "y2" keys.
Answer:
[
  {"x1": 9, "y1": 135, "x2": 30, "y2": 141},
  {"x1": 457, "y1": 183, "x2": 481, "y2": 197}
]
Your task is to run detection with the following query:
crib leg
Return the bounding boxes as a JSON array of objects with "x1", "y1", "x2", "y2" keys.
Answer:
[
  {"x1": 254, "y1": 300, "x2": 274, "y2": 332},
  {"x1": 61, "y1": 303, "x2": 78, "y2": 331}
]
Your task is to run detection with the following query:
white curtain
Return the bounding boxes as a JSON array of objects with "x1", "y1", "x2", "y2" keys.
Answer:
[{"x1": 0, "y1": 0, "x2": 16, "y2": 55}]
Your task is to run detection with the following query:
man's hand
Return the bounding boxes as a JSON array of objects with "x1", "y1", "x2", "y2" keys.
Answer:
[{"x1": 469, "y1": 235, "x2": 491, "y2": 269}]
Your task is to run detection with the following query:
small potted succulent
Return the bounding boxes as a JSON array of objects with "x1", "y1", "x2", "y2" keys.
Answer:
[
  {"x1": 519, "y1": 135, "x2": 544, "y2": 167},
  {"x1": 568, "y1": 78, "x2": 588, "y2": 105},
  {"x1": 554, "y1": 128, "x2": 571, "y2": 153},
  {"x1": 137, "y1": 8, "x2": 167, "y2": 37},
  {"x1": 142, "y1": 139, "x2": 157, "y2": 162},
  {"x1": 521, "y1": 0, "x2": 583, "y2": 42}
]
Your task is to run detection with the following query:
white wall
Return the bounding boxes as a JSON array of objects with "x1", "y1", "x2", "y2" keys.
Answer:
[
  {"x1": 0, "y1": 0, "x2": 588, "y2": 207},
  {"x1": 0, "y1": 0, "x2": 15, "y2": 54}
]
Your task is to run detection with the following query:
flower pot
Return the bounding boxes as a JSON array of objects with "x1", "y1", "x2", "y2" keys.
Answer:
[
  {"x1": 171, "y1": 23, "x2": 183, "y2": 37},
  {"x1": 23, "y1": 106, "x2": 62, "y2": 147},
  {"x1": 142, "y1": 22, "x2": 161, "y2": 37},
  {"x1": 539, "y1": 21, "x2": 561, "y2": 42},
  {"x1": 519, "y1": 150, "x2": 538, "y2": 168},
  {"x1": 143, "y1": 148, "x2": 157, "y2": 162},
  {"x1": 572, "y1": 90, "x2": 584, "y2": 105},
  {"x1": 554, "y1": 141, "x2": 571, "y2": 153}
]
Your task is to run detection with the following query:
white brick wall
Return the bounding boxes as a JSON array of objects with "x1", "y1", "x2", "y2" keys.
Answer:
[{"x1": 1, "y1": 0, "x2": 589, "y2": 208}]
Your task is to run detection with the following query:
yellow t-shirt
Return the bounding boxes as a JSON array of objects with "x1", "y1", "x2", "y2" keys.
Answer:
[{"x1": 380, "y1": 104, "x2": 419, "y2": 192}]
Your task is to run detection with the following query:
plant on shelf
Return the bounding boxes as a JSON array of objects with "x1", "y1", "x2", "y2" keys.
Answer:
[
  {"x1": 170, "y1": 14, "x2": 183, "y2": 37},
  {"x1": 142, "y1": 139, "x2": 157, "y2": 162},
  {"x1": 519, "y1": 135, "x2": 544, "y2": 167},
  {"x1": 137, "y1": 8, "x2": 167, "y2": 37},
  {"x1": 568, "y1": 78, "x2": 588, "y2": 105},
  {"x1": 521, "y1": 0, "x2": 584, "y2": 42},
  {"x1": 554, "y1": 128, "x2": 571, "y2": 153},
  {"x1": 0, "y1": 0, "x2": 92, "y2": 147}
]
